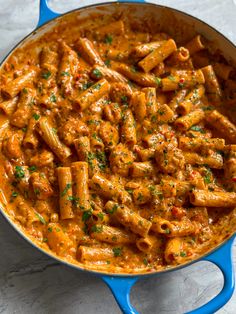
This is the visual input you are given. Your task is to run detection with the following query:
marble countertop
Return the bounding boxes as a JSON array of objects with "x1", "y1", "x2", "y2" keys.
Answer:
[{"x1": 0, "y1": 1, "x2": 236, "y2": 313}]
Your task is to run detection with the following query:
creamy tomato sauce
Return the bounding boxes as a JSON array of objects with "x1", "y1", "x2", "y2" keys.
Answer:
[{"x1": 0, "y1": 7, "x2": 236, "y2": 274}]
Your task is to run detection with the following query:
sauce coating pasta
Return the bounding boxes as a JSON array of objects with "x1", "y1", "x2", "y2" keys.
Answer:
[{"x1": 0, "y1": 11, "x2": 236, "y2": 274}]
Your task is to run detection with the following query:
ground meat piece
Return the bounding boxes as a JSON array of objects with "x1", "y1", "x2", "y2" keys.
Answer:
[
  {"x1": 58, "y1": 116, "x2": 89, "y2": 146},
  {"x1": 109, "y1": 143, "x2": 134, "y2": 177},
  {"x1": 155, "y1": 143, "x2": 185, "y2": 174}
]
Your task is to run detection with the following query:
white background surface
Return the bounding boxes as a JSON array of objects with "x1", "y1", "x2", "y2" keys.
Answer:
[{"x1": 0, "y1": 1, "x2": 236, "y2": 313}]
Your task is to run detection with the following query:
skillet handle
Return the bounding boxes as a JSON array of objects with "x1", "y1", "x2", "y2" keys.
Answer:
[
  {"x1": 186, "y1": 235, "x2": 236, "y2": 314},
  {"x1": 37, "y1": 0, "x2": 147, "y2": 28},
  {"x1": 102, "y1": 276, "x2": 139, "y2": 314},
  {"x1": 38, "y1": 0, "x2": 60, "y2": 27}
]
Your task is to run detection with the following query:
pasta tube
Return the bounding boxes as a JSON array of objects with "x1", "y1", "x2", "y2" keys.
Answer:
[
  {"x1": 10, "y1": 88, "x2": 36, "y2": 128},
  {"x1": 1, "y1": 68, "x2": 37, "y2": 98},
  {"x1": 174, "y1": 109, "x2": 205, "y2": 130},
  {"x1": 201, "y1": 65, "x2": 222, "y2": 105},
  {"x1": 151, "y1": 217, "x2": 198, "y2": 237},
  {"x1": 74, "y1": 79, "x2": 110, "y2": 111},
  {"x1": 183, "y1": 151, "x2": 223, "y2": 169},
  {"x1": 206, "y1": 110, "x2": 236, "y2": 143},
  {"x1": 77, "y1": 246, "x2": 114, "y2": 262},
  {"x1": 77, "y1": 37, "x2": 104, "y2": 66},
  {"x1": 138, "y1": 39, "x2": 177, "y2": 72},
  {"x1": 185, "y1": 35, "x2": 205, "y2": 55},
  {"x1": 121, "y1": 109, "x2": 137, "y2": 146},
  {"x1": 90, "y1": 224, "x2": 135, "y2": 244},
  {"x1": 71, "y1": 162, "x2": 90, "y2": 211},
  {"x1": 105, "y1": 201, "x2": 152, "y2": 237},
  {"x1": 57, "y1": 167, "x2": 74, "y2": 219},
  {"x1": 190, "y1": 190, "x2": 236, "y2": 207},
  {"x1": 38, "y1": 117, "x2": 72, "y2": 161},
  {"x1": 90, "y1": 65, "x2": 128, "y2": 83}
]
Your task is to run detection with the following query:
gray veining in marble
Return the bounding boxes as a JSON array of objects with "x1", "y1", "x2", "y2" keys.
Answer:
[{"x1": 0, "y1": 1, "x2": 236, "y2": 313}]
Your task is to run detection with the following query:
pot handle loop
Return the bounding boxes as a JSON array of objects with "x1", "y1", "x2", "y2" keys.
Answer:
[
  {"x1": 37, "y1": 1, "x2": 147, "y2": 28},
  {"x1": 186, "y1": 235, "x2": 236, "y2": 314},
  {"x1": 102, "y1": 276, "x2": 139, "y2": 314},
  {"x1": 38, "y1": 0, "x2": 60, "y2": 27}
]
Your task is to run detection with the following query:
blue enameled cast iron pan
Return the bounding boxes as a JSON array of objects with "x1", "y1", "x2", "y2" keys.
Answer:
[{"x1": 1, "y1": 1, "x2": 236, "y2": 313}]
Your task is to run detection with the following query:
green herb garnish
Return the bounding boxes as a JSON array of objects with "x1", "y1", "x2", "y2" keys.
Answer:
[
  {"x1": 33, "y1": 113, "x2": 40, "y2": 121},
  {"x1": 35, "y1": 212, "x2": 46, "y2": 225},
  {"x1": 107, "y1": 204, "x2": 118, "y2": 214},
  {"x1": 61, "y1": 183, "x2": 72, "y2": 196},
  {"x1": 82, "y1": 210, "x2": 93, "y2": 222},
  {"x1": 112, "y1": 247, "x2": 122, "y2": 257},
  {"x1": 15, "y1": 166, "x2": 25, "y2": 179},
  {"x1": 61, "y1": 71, "x2": 70, "y2": 76},
  {"x1": 91, "y1": 225, "x2": 103, "y2": 233},
  {"x1": 190, "y1": 125, "x2": 206, "y2": 134},
  {"x1": 92, "y1": 68, "x2": 102, "y2": 79},
  {"x1": 41, "y1": 71, "x2": 51, "y2": 79},
  {"x1": 50, "y1": 94, "x2": 57, "y2": 103},
  {"x1": 104, "y1": 35, "x2": 113, "y2": 44}
]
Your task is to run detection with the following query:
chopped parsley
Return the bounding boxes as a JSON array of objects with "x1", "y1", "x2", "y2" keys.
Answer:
[
  {"x1": 148, "y1": 185, "x2": 163, "y2": 200},
  {"x1": 190, "y1": 125, "x2": 206, "y2": 134},
  {"x1": 15, "y1": 166, "x2": 25, "y2": 179},
  {"x1": 92, "y1": 133, "x2": 102, "y2": 142},
  {"x1": 155, "y1": 77, "x2": 162, "y2": 86},
  {"x1": 33, "y1": 113, "x2": 40, "y2": 121},
  {"x1": 29, "y1": 166, "x2": 37, "y2": 173},
  {"x1": 22, "y1": 127, "x2": 27, "y2": 132},
  {"x1": 11, "y1": 191, "x2": 18, "y2": 198},
  {"x1": 112, "y1": 247, "x2": 122, "y2": 257},
  {"x1": 165, "y1": 228, "x2": 170, "y2": 234},
  {"x1": 107, "y1": 204, "x2": 118, "y2": 214},
  {"x1": 48, "y1": 227, "x2": 53, "y2": 232},
  {"x1": 137, "y1": 193, "x2": 144, "y2": 202},
  {"x1": 91, "y1": 225, "x2": 103, "y2": 233},
  {"x1": 168, "y1": 75, "x2": 176, "y2": 81},
  {"x1": 97, "y1": 212, "x2": 104, "y2": 220},
  {"x1": 121, "y1": 95, "x2": 128, "y2": 105},
  {"x1": 163, "y1": 150, "x2": 168, "y2": 166},
  {"x1": 82, "y1": 82, "x2": 93, "y2": 90},
  {"x1": 35, "y1": 212, "x2": 46, "y2": 225},
  {"x1": 204, "y1": 168, "x2": 212, "y2": 184},
  {"x1": 61, "y1": 183, "x2": 72, "y2": 196},
  {"x1": 41, "y1": 71, "x2": 51, "y2": 79},
  {"x1": 143, "y1": 258, "x2": 148, "y2": 266},
  {"x1": 82, "y1": 210, "x2": 93, "y2": 222},
  {"x1": 157, "y1": 109, "x2": 164, "y2": 116},
  {"x1": 34, "y1": 188, "x2": 40, "y2": 195},
  {"x1": 87, "y1": 119, "x2": 100, "y2": 126},
  {"x1": 87, "y1": 151, "x2": 107, "y2": 172},
  {"x1": 50, "y1": 94, "x2": 57, "y2": 103},
  {"x1": 68, "y1": 196, "x2": 80, "y2": 207},
  {"x1": 151, "y1": 115, "x2": 157, "y2": 123},
  {"x1": 61, "y1": 71, "x2": 70, "y2": 76},
  {"x1": 92, "y1": 68, "x2": 102, "y2": 79},
  {"x1": 180, "y1": 251, "x2": 187, "y2": 257},
  {"x1": 126, "y1": 189, "x2": 133, "y2": 195},
  {"x1": 202, "y1": 106, "x2": 214, "y2": 111},
  {"x1": 104, "y1": 35, "x2": 113, "y2": 44},
  {"x1": 104, "y1": 59, "x2": 111, "y2": 67},
  {"x1": 92, "y1": 83, "x2": 101, "y2": 90},
  {"x1": 131, "y1": 65, "x2": 137, "y2": 73}
]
